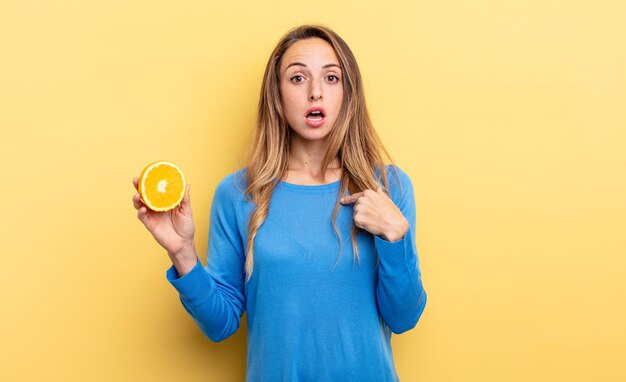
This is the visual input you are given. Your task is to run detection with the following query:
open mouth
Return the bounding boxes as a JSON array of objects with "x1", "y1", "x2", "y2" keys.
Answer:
[
  {"x1": 306, "y1": 110, "x2": 325, "y2": 120},
  {"x1": 304, "y1": 107, "x2": 326, "y2": 127}
]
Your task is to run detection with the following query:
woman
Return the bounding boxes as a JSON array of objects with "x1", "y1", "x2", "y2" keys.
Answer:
[{"x1": 132, "y1": 25, "x2": 427, "y2": 381}]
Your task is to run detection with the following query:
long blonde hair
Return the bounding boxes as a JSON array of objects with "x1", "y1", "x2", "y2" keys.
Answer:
[{"x1": 242, "y1": 25, "x2": 399, "y2": 281}]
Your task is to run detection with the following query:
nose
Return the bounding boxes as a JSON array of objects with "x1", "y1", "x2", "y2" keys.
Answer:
[{"x1": 309, "y1": 82, "x2": 322, "y2": 101}]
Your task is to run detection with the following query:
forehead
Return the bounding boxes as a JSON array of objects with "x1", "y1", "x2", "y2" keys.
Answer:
[{"x1": 280, "y1": 37, "x2": 340, "y2": 70}]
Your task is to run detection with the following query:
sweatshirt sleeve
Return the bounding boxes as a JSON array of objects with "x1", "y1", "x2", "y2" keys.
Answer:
[
  {"x1": 165, "y1": 174, "x2": 246, "y2": 342},
  {"x1": 375, "y1": 166, "x2": 427, "y2": 334}
]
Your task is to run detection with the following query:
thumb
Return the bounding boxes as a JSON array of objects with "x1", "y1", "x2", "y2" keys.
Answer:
[{"x1": 181, "y1": 183, "x2": 191, "y2": 209}]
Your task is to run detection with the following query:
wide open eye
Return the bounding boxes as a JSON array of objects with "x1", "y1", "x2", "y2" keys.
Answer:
[
  {"x1": 326, "y1": 75, "x2": 340, "y2": 83},
  {"x1": 290, "y1": 75, "x2": 305, "y2": 83}
]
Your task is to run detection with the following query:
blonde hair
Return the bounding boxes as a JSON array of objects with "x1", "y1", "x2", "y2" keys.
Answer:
[{"x1": 242, "y1": 24, "x2": 400, "y2": 281}]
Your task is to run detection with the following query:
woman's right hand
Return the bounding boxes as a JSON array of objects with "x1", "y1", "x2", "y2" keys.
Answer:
[{"x1": 132, "y1": 177, "x2": 198, "y2": 271}]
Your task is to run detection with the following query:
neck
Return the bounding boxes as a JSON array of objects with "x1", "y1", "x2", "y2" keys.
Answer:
[{"x1": 287, "y1": 136, "x2": 340, "y2": 176}]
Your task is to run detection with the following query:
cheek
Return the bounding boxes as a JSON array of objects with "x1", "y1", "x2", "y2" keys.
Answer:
[
  {"x1": 279, "y1": 82, "x2": 290, "y2": 103},
  {"x1": 280, "y1": 94, "x2": 294, "y2": 116},
  {"x1": 330, "y1": 90, "x2": 344, "y2": 116},
  {"x1": 280, "y1": 86, "x2": 300, "y2": 114}
]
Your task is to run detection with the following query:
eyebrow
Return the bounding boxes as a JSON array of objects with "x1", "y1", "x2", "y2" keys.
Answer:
[{"x1": 285, "y1": 62, "x2": 341, "y2": 71}]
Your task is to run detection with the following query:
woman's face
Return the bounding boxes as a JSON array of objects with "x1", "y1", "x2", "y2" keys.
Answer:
[{"x1": 279, "y1": 37, "x2": 344, "y2": 144}]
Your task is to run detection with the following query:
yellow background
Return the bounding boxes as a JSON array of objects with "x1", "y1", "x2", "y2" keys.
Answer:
[{"x1": 1, "y1": 0, "x2": 624, "y2": 380}]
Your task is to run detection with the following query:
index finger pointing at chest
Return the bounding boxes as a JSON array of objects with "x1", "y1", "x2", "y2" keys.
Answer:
[{"x1": 340, "y1": 191, "x2": 365, "y2": 205}]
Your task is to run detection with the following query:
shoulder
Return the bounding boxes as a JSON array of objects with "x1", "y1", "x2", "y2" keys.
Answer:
[
  {"x1": 384, "y1": 164, "x2": 412, "y2": 188},
  {"x1": 378, "y1": 164, "x2": 414, "y2": 206},
  {"x1": 213, "y1": 167, "x2": 249, "y2": 205}
]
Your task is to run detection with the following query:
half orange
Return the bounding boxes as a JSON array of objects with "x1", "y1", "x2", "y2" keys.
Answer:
[{"x1": 138, "y1": 161, "x2": 186, "y2": 211}]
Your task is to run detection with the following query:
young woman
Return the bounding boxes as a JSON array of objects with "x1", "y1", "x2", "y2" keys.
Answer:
[{"x1": 132, "y1": 25, "x2": 427, "y2": 381}]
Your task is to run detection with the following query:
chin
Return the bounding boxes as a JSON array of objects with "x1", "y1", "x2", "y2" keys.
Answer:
[{"x1": 296, "y1": 130, "x2": 332, "y2": 142}]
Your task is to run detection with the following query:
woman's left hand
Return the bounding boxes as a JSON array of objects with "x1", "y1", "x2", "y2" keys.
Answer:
[{"x1": 340, "y1": 187, "x2": 409, "y2": 242}]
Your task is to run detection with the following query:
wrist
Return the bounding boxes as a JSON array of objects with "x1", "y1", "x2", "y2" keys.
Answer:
[
  {"x1": 168, "y1": 242, "x2": 197, "y2": 267},
  {"x1": 382, "y1": 219, "x2": 409, "y2": 242}
]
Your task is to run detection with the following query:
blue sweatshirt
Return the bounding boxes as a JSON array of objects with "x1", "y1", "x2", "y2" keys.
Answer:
[{"x1": 166, "y1": 165, "x2": 427, "y2": 381}]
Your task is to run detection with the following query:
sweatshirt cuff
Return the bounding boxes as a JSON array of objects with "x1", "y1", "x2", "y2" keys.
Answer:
[
  {"x1": 166, "y1": 257, "x2": 213, "y2": 302},
  {"x1": 375, "y1": 230, "x2": 412, "y2": 274}
]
